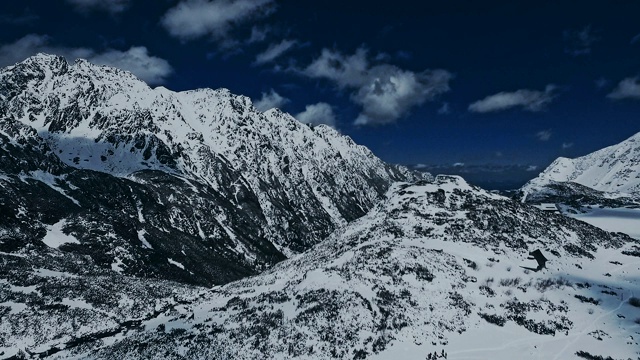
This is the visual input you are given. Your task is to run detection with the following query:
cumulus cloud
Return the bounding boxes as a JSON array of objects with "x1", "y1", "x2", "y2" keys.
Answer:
[
  {"x1": 468, "y1": 85, "x2": 557, "y2": 113},
  {"x1": 65, "y1": 0, "x2": 131, "y2": 13},
  {"x1": 536, "y1": 130, "x2": 552, "y2": 141},
  {"x1": 0, "y1": 35, "x2": 172, "y2": 84},
  {"x1": 89, "y1": 47, "x2": 173, "y2": 85},
  {"x1": 253, "y1": 89, "x2": 289, "y2": 111},
  {"x1": 254, "y1": 39, "x2": 296, "y2": 65},
  {"x1": 161, "y1": 0, "x2": 274, "y2": 41},
  {"x1": 302, "y1": 48, "x2": 369, "y2": 87},
  {"x1": 0, "y1": 35, "x2": 93, "y2": 66},
  {"x1": 301, "y1": 48, "x2": 452, "y2": 125},
  {"x1": 562, "y1": 142, "x2": 574, "y2": 149},
  {"x1": 563, "y1": 25, "x2": 599, "y2": 56},
  {"x1": 247, "y1": 26, "x2": 269, "y2": 43},
  {"x1": 526, "y1": 165, "x2": 538, "y2": 172},
  {"x1": 607, "y1": 77, "x2": 640, "y2": 100},
  {"x1": 295, "y1": 102, "x2": 336, "y2": 128}
]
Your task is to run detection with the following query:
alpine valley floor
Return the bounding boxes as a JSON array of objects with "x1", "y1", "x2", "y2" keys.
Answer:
[{"x1": 568, "y1": 207, "x2": 640, "y2": 241}]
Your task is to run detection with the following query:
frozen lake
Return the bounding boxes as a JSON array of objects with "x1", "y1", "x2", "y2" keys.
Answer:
[{"x1": 568, "y1": 207, "x2": 640, "y2": 239}]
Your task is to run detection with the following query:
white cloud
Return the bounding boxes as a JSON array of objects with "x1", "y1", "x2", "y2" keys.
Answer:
[
  {"x1": 0, "y1": 35, "x2": 93, "y2": 67},
  {"x1": 89, "y1": 47, "x2": 173, "y2": 85},
  {"x1": 468, "y1": 85, "x2": 557, "y2": 113},
  {"x1": 295, "y1": 102, "x2": 336, "y2": 128},
  {"x1": 303, "y1": 48, "x2": 369, "y2": 88},
  {"x1": 0, "y1": 35, "x2": 172, "y2": 85},
  {"x1": 253, "y1": 89, "x2": 289, "y2": 111},
  {"x1": 526, "y1": 165, "x2": 538, "y2": 172},
  {"x1": 254, "y1": 39, "x2": 296, "y2": 65},
  {"x1": 247, "y1": 26, "x2": 269, "y2": 43},
  {"x1": 607, "y1": 77, "x2": 640, "y2": 100},
  {"x1": 65, "y1": 0, "x2": 131, "y2": 13},
  {"x1": 453, "y1": 162, "x2": 465, "y2": 167},
  {"x1": 161, "y1": 0, "x2": 274, "y2": 41},
  {"x1": 563, "y1": 25, "x2": 599, "y2": 56},
  {"x1": 301, "y1": 48, "x2": 452, "y2": 125},
  {"x1": 536, "y1": 130, "x2": 552, "y2": 141},
  {"x1": 562, "y1": 142, "x2": 574, "y2": 149}
]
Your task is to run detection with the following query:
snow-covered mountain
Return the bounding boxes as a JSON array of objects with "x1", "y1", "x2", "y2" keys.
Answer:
[
  {"x1": 522, "y1": 132, "x2": 640, "y2": 199},
  {"x1": 0, "y1": 54, "x2": 427, "y2": 286},
  {"x1": 5, "y1": 176, "x2": 637, "y2": 359},
  {"x1": 3, "y1": 54, "x2": 639, "y2": 360}
]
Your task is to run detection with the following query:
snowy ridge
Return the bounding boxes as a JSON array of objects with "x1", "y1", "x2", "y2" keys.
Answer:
[
  {"x1": 0, "y1": 54, "x2": 428, "y2": 286},
  {"x1": 16, "y1": 175, "x2": 636, "y2": 360},
  {"x1": 0, "y1": 54, "x2": 427, "y2": 254},
  {"x1": 522, "y1": 132, "x2": 640, "y2": 198}
]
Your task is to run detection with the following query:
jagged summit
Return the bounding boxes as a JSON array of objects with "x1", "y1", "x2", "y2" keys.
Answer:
[
  {"x1": 0, "y1": 54, "x2": 428, "y2": 286},
  {"x1": 522, "y1": 131, "x2": 640, "y2": 198}
]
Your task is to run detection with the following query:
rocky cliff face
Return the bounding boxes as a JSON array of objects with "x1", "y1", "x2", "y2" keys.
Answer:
[{"x1": 0, "y1": 54, "x2": 428, "y2": 286}]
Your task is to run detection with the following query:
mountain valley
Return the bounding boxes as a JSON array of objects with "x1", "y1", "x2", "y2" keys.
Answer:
[{"x1": 0, "y1": 56, "x2": 639, "y2": 360}]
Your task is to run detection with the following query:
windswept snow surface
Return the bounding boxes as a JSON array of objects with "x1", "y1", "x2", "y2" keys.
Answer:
[
  {"x1": 168, "y1": 258, "x2": 185, "y2": 270},
  {"x1": 41, "y1": 220, "x2": 80, "y2": 248},
  {"x1": 37, "y1": 176, "x2": 639, "y2": 360}
]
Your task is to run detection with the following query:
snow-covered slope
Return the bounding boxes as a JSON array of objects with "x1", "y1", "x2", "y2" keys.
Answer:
[
  {"x1": 11, "y1": 176, "x2": 637, "y2": 359},
  {"x1": 0, "y1": 54, "x2": 427, "y2": 285},
  {"x1": 522, "y1": 132, "x2": 640, "y2": 198},
  {"x1": 0, "y1": 116, "x2": 275, "y2": 285},
  {"x1": 517, "y1": 181, "x2": 638, "y2": 212}
]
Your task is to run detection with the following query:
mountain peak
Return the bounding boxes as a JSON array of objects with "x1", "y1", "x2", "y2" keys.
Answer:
[
  {"x1": 0, "y1": 55, "x2": 428, "y2": 285},
  {"x1": 23, "y1": 52, "x2": 66, "y2": 65},
  {"x1": 522, "y1": 132, "x2": 640, "y2": 198},
  {"x1": 11, "y1": 52, "x2": 69, "y2": 76}
]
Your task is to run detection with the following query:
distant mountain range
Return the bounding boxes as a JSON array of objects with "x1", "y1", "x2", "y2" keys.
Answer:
[
  {"x1": 410, "y1": 163, "x2": 540, "y2": 191},
  {"x1": 522, "y1": 132, "x2": 640, "y2": 199},
  {"x1": 520, "y1": 132, "x2": 640, "y2": 207}
]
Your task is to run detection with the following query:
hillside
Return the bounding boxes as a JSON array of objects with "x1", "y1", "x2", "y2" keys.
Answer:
[{"x1": 5, "y1": 176, "x2": 636, "y2": 359}]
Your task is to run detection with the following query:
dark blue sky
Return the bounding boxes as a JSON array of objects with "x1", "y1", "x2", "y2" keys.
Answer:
[{"x1": 1, "y1": 0, "x2": 639, "y2": 185}]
